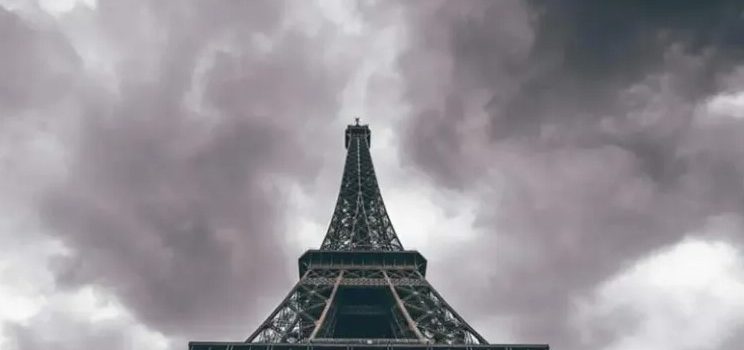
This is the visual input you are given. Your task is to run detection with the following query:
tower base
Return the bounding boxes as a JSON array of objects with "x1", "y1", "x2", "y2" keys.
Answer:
[{"x1": 189, "y1": 342, "x2": 549, "y2": 350}]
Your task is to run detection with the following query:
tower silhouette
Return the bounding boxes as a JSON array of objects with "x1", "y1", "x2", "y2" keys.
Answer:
[{"x1": 189, "y1": 122, "x2": 548, "y2": 350}]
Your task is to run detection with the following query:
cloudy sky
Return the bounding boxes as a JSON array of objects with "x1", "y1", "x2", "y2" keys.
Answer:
[{"x1": 1, "y1": 1, "x2": 744, "y2": 349}]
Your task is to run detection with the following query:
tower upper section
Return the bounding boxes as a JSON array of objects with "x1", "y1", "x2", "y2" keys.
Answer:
[{"x1": 320, "y1": 122, "x2": 404, "y2": 251}]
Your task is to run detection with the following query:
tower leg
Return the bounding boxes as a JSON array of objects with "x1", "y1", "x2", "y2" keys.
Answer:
[{"x1": 309, "y1": 270, "x2": 344, "y2": 339}]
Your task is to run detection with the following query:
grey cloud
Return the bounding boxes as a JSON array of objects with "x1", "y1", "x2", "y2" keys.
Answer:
[
  {"x1": 389, "y1": 1, "x2": 744, "y2": 349},
  {"x1": 719, "y1": 327, "x2": 744, "y2": 350},
  {"x1": 0, "y1": 6, "x2": 79, "y2": 114},
  {"x1": 5, "y1": 0, "x2": 353, "y2": 347},
  {"x1": 6, "y1": 306, "x2": 163, "y2": 350},
  {"x1": 5, "y1": 1, "x2": 744, "y2": 349}
]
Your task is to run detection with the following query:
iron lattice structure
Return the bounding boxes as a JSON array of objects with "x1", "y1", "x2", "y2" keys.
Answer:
[
  {"x1": 189, "y1": 122, "x2": 548, "y2": 350},
  {"x1": 320, "y1": 124, "x2": 403, "y2": 251}
]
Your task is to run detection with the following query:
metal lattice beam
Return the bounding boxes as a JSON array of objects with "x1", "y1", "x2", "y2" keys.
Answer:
[
  {"x1": 247, "y1": 266, "x2": 489, "y2": 345},
  {"x1": 321, "y1": 124, "x2": 404, "y2": 251}
]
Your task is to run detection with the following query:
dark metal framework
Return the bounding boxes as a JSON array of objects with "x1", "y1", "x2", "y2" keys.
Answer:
[
  {"x1": 321, "y1": 124, "x2": 403, "y2": 251},
  {"x1": 189, "y1": 122, "x2": 548, "y2": 350}
]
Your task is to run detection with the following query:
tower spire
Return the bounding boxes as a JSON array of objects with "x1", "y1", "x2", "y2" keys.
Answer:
[{"x1": 321, "y1": 121, "x2": 403, "y2": 251}]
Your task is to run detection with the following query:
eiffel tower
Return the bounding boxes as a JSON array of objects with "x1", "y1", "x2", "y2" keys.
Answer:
[{"x1": 189, "y1": 121, "x2": 548, "y2": 350}]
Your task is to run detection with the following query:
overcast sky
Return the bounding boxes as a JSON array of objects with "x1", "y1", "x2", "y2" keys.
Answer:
[{"x1": 1, "y1": 1, "x2": 743, "y2": 349}]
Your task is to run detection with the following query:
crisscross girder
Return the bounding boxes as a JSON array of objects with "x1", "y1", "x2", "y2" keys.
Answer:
[{"x1": 320, "y1": 124, "x2": 403, "y2": 251}]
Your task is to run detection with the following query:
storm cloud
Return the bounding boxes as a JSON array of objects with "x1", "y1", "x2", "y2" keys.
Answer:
[
  {"x1": 0, "y1": 6, "x2": 79, "y2": 114},
  {"x1": 2, "y1": 1, "x2": 744, "y2": 350},
  {"x1": 392, "y1": 0, "x2": 744, "y2": 348},
  {"x1": 2, "y1": 0, "x2": 353, "y2": 347}
]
